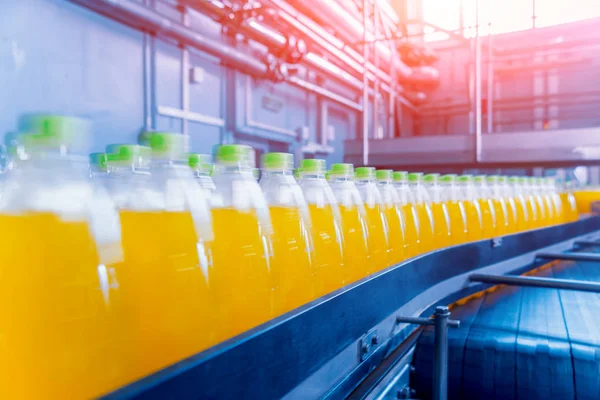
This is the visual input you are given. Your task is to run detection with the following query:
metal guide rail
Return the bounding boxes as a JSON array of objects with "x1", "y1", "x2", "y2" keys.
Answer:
[{"x1": 103, "y1": 216, "x2": 600, "y2": 400}]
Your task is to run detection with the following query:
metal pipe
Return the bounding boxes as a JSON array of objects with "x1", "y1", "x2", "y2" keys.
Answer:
[
  {"x1": 373, "y1": 0, "x2": 379, "y2": 140},
  {"x1": 362, "y1": 0, "x2": 369, "y2": 165},
  {"x1": 287, "y1": 76, "x2": 363, "y2": 111},
  {"x1": 433, "y1": 306, "x2": 450, "y2": 400},
  {"x1": 486, "y1": 23, "x2": 493, "y2": 134},
  {"x1": 67, "y1": 0, "x2": 269, "y2": 78},
  {"x1": 474, "y1": 0, "x2": 482, "y2": 162},
  {"x1": 574, "y1": 240, "x2": 600, "y2": 247},
  {"x1": 536, "y1": 252, "x2": 600, "y2": 262},
  {"x1": 469, "y1": 273, "x2": 600, "y2": 293}
]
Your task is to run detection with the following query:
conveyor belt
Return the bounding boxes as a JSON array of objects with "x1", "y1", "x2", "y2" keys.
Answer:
[{"x1": 413, "y1": 245, "x2": 600, "y2": 400}]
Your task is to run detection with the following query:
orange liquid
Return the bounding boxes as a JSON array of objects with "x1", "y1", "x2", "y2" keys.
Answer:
[
  {"x1": 526, "y1": 195, "x2": 540, "y2": 229},
  {"x1": 514, "y1": 195, "x2": 530, "y2": 231},
  {"x1": 551, "y1": 193, "x2": 563, "y2": 224},
  {"x1": 401, "y1": 203, "x2": 420, "y2": 258},
  {"x1": 210, "y1": 208, "x2": 272, "y2": 338},
  {"x1": 446, "y1": 201, "x2": 468, "y2": 245},
  {"x1": 560, "y1": 192, "x2": 578, "y2": 222},
  {"x1": 118, "y1": 211, "x2": 215, "y2": 380},
  {"x1": 543, "y1": 193, "x2": 557, "y2": 225},
  {"x1": 574, "y1": 190, "x2": 600, "y2": 214},
  {"x1": 0, "y1": 213, "x2": 125, "y2": 399},
  {"x1": 308, "y1": 204, "x2": 345, "y2": 295},
  {"x1": 430, "y1": 202, "x2": 451, "y2": 249},
  {"x1": 383, "y1": 205, "x2": 406, "y2": 265},
  {"x1": 339, "y1": 205, "x2": 370, "y2": 282},
  {"x1": 415, "y1": 203, "x2": 435, "y2": 252},
  {"x1": 364, "y1": 205, "x2": 390, "y2": 272},
  {"x1": 505, "y1": 196, "x2": 519, "y2": 234},
  {"x1": 478, "y1": 199, "x2": 497, "y2": 238},
  {"x1": 492, "y1": 199, "x2": 509, "y2": 236},
  {"x1": 464, "y1": 200, "x2": 483, "y2": 241},
  {"x1": 534, "y1": 194, "x2": 549, "y2": 227}
]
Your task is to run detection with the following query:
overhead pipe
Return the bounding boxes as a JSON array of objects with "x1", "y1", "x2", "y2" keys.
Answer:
[
  {"x1": 68, "y1": 0, "x2": 363, "y2": 112},
  {"x1": 183, "y1": 0, "x2": 416, "y2": 110},
  {"x1": 284, "y1": 0, "x2": 439, "y2": 86},
  {"x1": 67, "y1": 0, "x2": 270, "y2": 78}
]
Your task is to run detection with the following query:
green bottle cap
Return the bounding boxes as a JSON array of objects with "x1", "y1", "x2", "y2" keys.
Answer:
[
  {"x1": 393, "y1": 171, "x2": 408, "y2": 182},
  {"x1": 19, "y1": 115, "x2": 91, "y2": 148},
  {"x1": 330, "y1": 163, "x2": 354, "y2": 177},
  {"x1": 473, "y1": 175, "x2": 486, "y2": 183},
  {"x1": 355, "y1": 166, "x2": 376, "y2": 180},
  {"x1": 439, "y1": 174, "x2": 457, "y2": 183},
  {"x1": 145, "y1": 132, "x2": 185, "y2": 158},
  {"x1": 407, "y1": 172, "x2": 423, "y2": 182},
  {"x1": 261, "y1": 152, "x2": 293, "y2": 171},
  {"x1": 89, "y1": 152, "x2": 108, "y2": 171},
  {"x1": 187, "y1": 153, "x2": 212, "y2": 173},
  {"x1": 105, "y1": 144, "x2": 151, "y2": 168},
  {"x1": 518, "y1": 177, "x2": 528, "y2": 184},
  {"x1": 376, "y1": 169, "x2": 393, "y2": 181},
  {"x1": 423, "y1": 173, "x2": 440, "y2": 182},
  {"x1": 299, "y1": 158, "x2": 326, "y2": 174},
  {"x1": 214, "y1": 144, "x2": 253, "y2": 165},
  {"x1": 507, "y1": 176, "x2": 519, "y2": 184},
  {"x1": 457, "y1": 175, "x2": 473, "y2": 183},
  {"x1": 486, "y1": 175, "x2": 499, "y2": 183}
]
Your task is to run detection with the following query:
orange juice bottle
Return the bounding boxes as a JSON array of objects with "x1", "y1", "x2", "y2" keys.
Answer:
[
  {"x1": 474, "y1": 175, "x2": 497, "y2": 238},
  {"x1": 355, "y1": 167, "x2": 391, "y2": 272},
  {"x1": 508, "y1": 177, "x2": 530, "y2": 231},
  {"x1": 211, "y1": 144, "x2": 273, "y2": 337},
  {"x1": 487, "y1": 175, "x2": 510, "y2": 236},
  {"x1": 533, "y1": 177, "x2": 552, "y2": 226},
  {"x1": 329, "y1": 163, "x2": 371, "y2": 281},
  {"x1": 298, "y1": 159, "x2": 346, "y2": 295},
  {"x1": 440, "y1": 174, "x2": 468, "y2": 245},
  {"x1": 408, "y1": 172, "x2": 435, "y2": 253},
  {"x1": 559, "y1": 180, "x2": 579, "y2": 222},
  {"x1": 393, "y1": 171, "x2": 420, "y2": 258},
  {"x1": 521, "y1": 177, "x2": 541, "y2": 228},
  {"x1": 0, "y1": 118, "x2": 126, "y2": 398},
  {"x1": 499, "y1": 176, "x2": 519, "y2": 234},
  {"x1": 260, "y1": 152, "x2": 315, "y2": 315},
  {"x1": 107, "y1": 137, "x2": 217, "y2": 379},
  {"x1": 423, "y1": 173, "x2": 452, "y2": 249},
  {"x1": 457, "y1": 175, "x2": 484, "y2": 241},
  {"x1": 376, "y1": 169, "x2": 406, "y2": 265}
]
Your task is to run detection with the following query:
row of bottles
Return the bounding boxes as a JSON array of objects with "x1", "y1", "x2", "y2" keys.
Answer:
[{"x1": 0, "y1": 115, "x2": 582, "y2": 399}]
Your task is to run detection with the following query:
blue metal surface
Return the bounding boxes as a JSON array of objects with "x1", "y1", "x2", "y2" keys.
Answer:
[
  {"x1": 413, "y1": 237, "x2": 600, "y2": 400},
  {"x1": 1, "y1": 0, "x2": 352, "y2": 161},
  {"x1": 100, "y1": 216, "x2": 600, "y2": 400}
]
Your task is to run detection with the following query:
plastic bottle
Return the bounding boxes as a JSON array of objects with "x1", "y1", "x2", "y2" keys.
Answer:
[
  {"x1": 440, "y1": 174, "x2": 468, "y2": 245},
  {"x1": 509, "y1": 177, "x2": 531, "y2": 231},
  {"x1": 474, "y1": 175, "x2": 497, "y2": 238},
  {"x1": 376, "y1": 169, "x2": 406, "y2": 265},
  {"x1": 298, "y1": 159, "x2": 346, "y2": 294},
  {"x1": 520, "y1": 177, "x2": 540, "y2": 228},
  {"x1": 423, "y1": 173, "x2": 451, "y2": 249},
  {"x1": 89, "y1": 152, "x2": 109, "y2": 178},
  {"x1": 408, "y1": 172, "x2": 435, "y2": 252},
  {"x1": 533, "y1": 177, "x2": 551, "y2": 227},
  {"x1": 355, "y1": 167, "x2": 391, "y2": 272},
  {"x1": 559, "y1": 180, "x2": 578, "y2": 222},
  {"x1": 499, "y1": 176, "x2": 519, "y2": 234},
  {"x1": 457, "y1": 175, "x2": 484, "y2": 241},
  {"x1": 487, "y1": 175, "x2": 510, "y2": 236},
  {"x1": 188, "y1": 153, "x2": 216, "y2": 195},
  {"x1": 393, "y1": 171, "x2": 420, "y2": 257},
  {"x1": 210, "y1": 144, "x2": 273, "y2": 336},
  {"x1": 329, "y1": 163, "x2": 371, "y2": 281},
  {"x1": 0, "y1": 116, "x2": 125, "y2": 398},
  {"x1": 260, "y1": 152, "x2": 315, "y2": 315},
  {"x1": 542, "y1": 177, "x2": 561, "y2": 225},
  {"x1": 107, "y1": 138, "x2": 216, "y2": 379}
]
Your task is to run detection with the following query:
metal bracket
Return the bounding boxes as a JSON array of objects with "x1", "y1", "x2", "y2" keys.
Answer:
[
  {"x1": 573, "y1": 240, "x2": 600, "y2": 247},
  {"x1": 359, "y1": 328, "x2": 379, "y2": 361},
  {"x1": 536, "y1": 252, "x2": 600, "y2": 263},
  {"x1": 491, "y1": 237, "x2": 503, "y2": 248}
]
